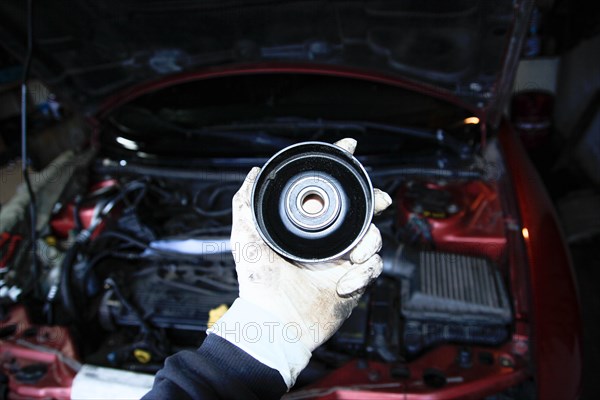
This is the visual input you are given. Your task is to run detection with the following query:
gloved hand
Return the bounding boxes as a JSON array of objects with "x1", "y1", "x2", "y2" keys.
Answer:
[{"x1": 209, "y1": 138, "x2": 392, "y2": 388}]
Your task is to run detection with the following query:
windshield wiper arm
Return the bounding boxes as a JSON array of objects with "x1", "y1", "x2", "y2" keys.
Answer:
[
  {"x1": 112, "y1": 109, "x2": 470, "y2": 156},
  {"x1": 201, "y1": 118, "x2": 472, "y2": 157},
  {"x1": 110, "y1": 107, "x2": 295, "y2": 149}
]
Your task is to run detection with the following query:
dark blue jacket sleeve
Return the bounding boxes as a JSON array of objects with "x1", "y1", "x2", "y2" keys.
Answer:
[{"x1": 142, "y1": 334, "x2": 287, "y2": 400}]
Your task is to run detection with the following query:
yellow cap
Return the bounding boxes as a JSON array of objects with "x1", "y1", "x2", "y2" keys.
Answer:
[
  {"x1": 133, "y1": 349, "x2": 152, "y2": 364},
  {"x1": 207, "y1": 304, "x2": 229, "y2": 329},
  {"x1": 45, "y1": 236, "x2": 57, "y2": 247}
]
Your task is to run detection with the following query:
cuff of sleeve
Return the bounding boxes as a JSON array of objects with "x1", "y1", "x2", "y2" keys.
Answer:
[{"x1": 207, "y1": 298, "x2": 311, "y2": 388}]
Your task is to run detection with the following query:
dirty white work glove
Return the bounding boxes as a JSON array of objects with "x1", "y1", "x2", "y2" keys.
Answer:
[{"x1": 209, "y1": 138, "x2": 392, "y2": 388}]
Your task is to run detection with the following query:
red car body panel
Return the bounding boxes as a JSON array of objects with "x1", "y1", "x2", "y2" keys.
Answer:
[
  {"x1": 290, "y1": 343, "x2": 529, "y2": 399},
  {"x1": 49, "y1": 179, "x2": 119, "y2": 239},
  {"x1": 396, "y1": 180, "x2": 508, "y2": 262},
  {"x1": 0, "y1": 306, "x2": 77, "y2": 399},
  {"x1": 498, "y1": 121, "x2": 583, "y2": 399}
]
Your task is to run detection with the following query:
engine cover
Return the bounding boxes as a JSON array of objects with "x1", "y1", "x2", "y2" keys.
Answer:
[{"x1": 99, "y1": 256, "x2": 238, "y2": 331}]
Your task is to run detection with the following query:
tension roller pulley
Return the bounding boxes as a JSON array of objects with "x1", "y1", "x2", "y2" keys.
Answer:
[{"x1": 251, "y1": 142, "x2": 374, "y2": 262}]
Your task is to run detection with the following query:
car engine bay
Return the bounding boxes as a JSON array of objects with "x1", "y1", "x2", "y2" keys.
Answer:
[
  {"x1": 0, "y1": 73, "x2": 533, "y2": 398},
  {"x1": 16, "y1": 152, "x2": 512, "y2": 384}
]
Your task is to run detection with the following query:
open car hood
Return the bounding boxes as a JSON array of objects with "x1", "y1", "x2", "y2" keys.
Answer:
[{"x1": 0, "y1": 0, "x2": 532, "y2": 123}]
